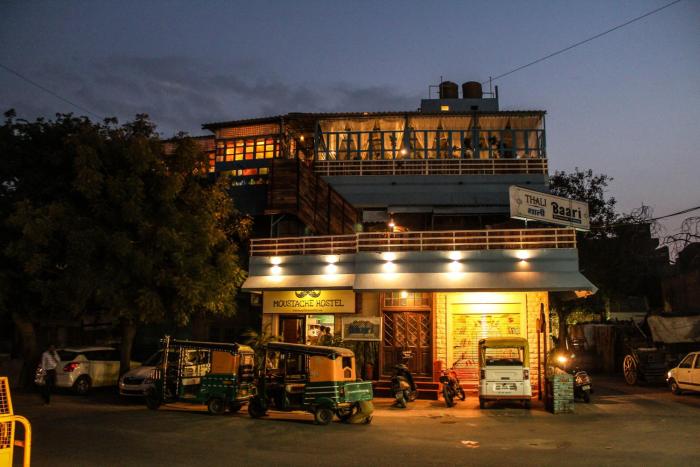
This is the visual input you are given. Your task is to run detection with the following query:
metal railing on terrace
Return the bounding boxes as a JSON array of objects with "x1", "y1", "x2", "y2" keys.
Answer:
[
  {"x1": 316, "y1": 128, "x2": 546, "y2": 162},
  {"x1": 250, "y1": 228, "x2": 576, "y2": 256},
  {"x1": 314, "y1": 158, "x2": 548, "y2": 176}
]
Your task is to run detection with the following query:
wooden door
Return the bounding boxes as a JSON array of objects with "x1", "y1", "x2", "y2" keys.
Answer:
[
  {"x1": 280, "y1": 316, "x2": 305, "y2": 344},
  {"x1": 382, "y1": 311, "x2": 432, "y2": 377}
]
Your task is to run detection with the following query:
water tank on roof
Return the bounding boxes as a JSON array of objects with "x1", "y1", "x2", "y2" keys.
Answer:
[
  {"x1": 462, "y1": 81, "x2": 483, "y2": 99},
  {"x1": 439, "y1": 81, "x2": 459, "y2": 99}
]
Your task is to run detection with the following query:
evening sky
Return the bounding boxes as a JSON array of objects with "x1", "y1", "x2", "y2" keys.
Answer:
[{"x1": 1, "y1": 0, "x2": 698, "y2": 242}]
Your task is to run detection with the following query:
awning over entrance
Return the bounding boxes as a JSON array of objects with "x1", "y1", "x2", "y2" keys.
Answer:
[
  {"x1": 241, "y1": 274, "x2": 355, "y2": 291},
  {"x1": 353, "y1": 272, "x2": 597, "y2": 294},
  {"x1": 242, "y1": 271, "x2": 596, "y2": 294}
]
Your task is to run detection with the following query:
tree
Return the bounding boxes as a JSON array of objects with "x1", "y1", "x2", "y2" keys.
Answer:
[
  {"x1": 549, "y1": 167, "x2": 618, "y2": 233},
  {"x1": 1, "y1": 111, "x2": 250, "y2": 380},
  {"x1": 548, "y1": 169, "x2": 667, "y2": 337}
]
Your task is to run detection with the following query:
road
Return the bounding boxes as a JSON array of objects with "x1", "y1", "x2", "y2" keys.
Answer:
[{"x1": 9, "y1": 376, "x2": 700, "y2": 467}]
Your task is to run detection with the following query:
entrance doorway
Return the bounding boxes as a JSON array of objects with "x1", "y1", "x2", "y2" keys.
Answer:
[
  {"x1": 279, "y1": 316, "x2": 305, "y2": 343},
  {"x1": 382, "y1": 311, "x2": 432, "y2": 377}
]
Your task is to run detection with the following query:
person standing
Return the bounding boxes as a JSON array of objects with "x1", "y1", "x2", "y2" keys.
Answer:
[{"x1": 41, "y1": 344, "x2": 60, "y2": 405}]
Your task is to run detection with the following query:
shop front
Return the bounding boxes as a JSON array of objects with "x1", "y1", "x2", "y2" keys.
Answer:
[
  {"x1": 243, "y1": 230, "x2": 597, "y2": 395},
  {"x1": 261, "y1": 289, "x2": 356, "y2": 344}
]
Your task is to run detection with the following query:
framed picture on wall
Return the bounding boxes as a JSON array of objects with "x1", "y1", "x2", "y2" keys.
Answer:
[{"x1": 342, "y1": 317, "x2": 381, "y2": 341}]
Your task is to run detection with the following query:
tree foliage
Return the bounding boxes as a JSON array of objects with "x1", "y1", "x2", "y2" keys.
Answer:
[
  {"x1": 547, "y1": 168, "x2": 667, "y2": 323},
  {"x1": 1, "y1": 111, "x2": 250, "y2": 375},
  {"x1": 549, "y1": 168, "x2": 618, "y2": 232}
]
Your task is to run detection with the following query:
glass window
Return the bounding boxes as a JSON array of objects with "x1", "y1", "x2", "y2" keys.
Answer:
[
  {"x1": 57, "y1": 350, "x2": 79, "y2": 362},
  {"x1": 679, "y1": 355, "x2": 694, "y2": 368},
  {"x1": 483, "y1": 347, "x2": 524, "y2": 366},
  {"x1": 306, "y1": 315, "x2": 335, "y2": 345},
  {"x1": 694, "y1": 355, "x2": 700, "y2": 369},
  {"x1": 384, "y1": 292, "x2": 431, "y2": 308}
]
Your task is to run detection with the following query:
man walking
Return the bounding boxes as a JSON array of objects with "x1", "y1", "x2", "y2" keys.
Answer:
[{"x1": 40, "y1": 344, "x2": 60, "y2": 405}]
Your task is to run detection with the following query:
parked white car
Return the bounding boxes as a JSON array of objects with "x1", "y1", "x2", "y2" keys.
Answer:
[
  {"x1": 119, "y1": 349, "x2": 211, "y2": 397},
  {"x1": 667, "y1": 351, "x2": 700, "y2": 395},
  {"x1": 44, "y1": 347, "x2": 138, "y2": 395}
]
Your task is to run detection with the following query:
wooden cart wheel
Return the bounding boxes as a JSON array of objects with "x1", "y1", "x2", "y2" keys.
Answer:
[{"x1": 623, "y1": 355, "x2": 638, "y2": 385}]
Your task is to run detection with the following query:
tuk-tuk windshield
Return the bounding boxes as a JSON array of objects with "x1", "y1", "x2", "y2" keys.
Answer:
[{"x1": 482, "y1": 347, "x2": 525, "y2": 366}]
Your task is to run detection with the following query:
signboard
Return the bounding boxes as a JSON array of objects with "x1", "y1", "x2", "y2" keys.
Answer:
[
  {"x1": 263, "y1": 290, "x2": 355, "y2": 314},
  {"x1": 509, "y1": 186, "x2": 590, "y2": 231},
  {"x1": 341, "y1": 317, "x2": 382, "y2": 341}
]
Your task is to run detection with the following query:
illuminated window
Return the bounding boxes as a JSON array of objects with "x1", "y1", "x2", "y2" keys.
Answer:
[
  {"x1": 440, "y1": 105, "x2": 450, "y2": 111},
  {"x1": 384, "y1": 292, "x2": 431, "y2": 308},
  {"x1": 219, "y1": 136, "x2": 280, "y2": 162}
]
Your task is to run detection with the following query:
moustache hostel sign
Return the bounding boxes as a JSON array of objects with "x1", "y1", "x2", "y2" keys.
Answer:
[
  {"x1": 263, "y1": 290, "x2": 356, "y2": 314},
  {"x1": 509, "y1": 186, "x2": 590, "y2": 231}
]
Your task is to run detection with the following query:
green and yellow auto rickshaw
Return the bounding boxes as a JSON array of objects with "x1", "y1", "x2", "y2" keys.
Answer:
[
  {"x1": 247, "y1": 342, "x2": 374, "y2": 425},
  {"x1": 145, "y1": 336, "x2": 255, "y2": 415}
]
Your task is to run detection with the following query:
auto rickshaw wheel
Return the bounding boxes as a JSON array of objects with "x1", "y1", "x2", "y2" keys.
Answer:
[
  {"x1": 523, "y1": 399, "x2": 531, "y2": 409},
  {"x1": 207, "y1": 397, "x2": 227, "y2": 415},
  {"x1": 144, "y1": 388, "x2": 162, "y2": 410},
  {"x1": 248, "y1": 396, "x2": 267, "y2": 418},
  {"x1": 336, "y1": 403, "x2": 357, "y2": 423},
  {"x1": 228, "y1": 402, "x2": 242, "y2": 413},
  {"x1": 314, "y1": 407, "x2": 334, "y2": 425},
  {"x1": 623, "y1": 355, "x2": 638, "y2": 385}
]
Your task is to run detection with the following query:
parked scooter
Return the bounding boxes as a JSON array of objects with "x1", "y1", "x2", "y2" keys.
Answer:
[
  {"x1": 440, "y1": 361, "x2": 466, "y2": 407},
  {"x1": 551, "y1": 350, "x2": 592, "y2": 403},
  {"x1": 391, "y1": 363, "x2": 417, "y2": 408}
]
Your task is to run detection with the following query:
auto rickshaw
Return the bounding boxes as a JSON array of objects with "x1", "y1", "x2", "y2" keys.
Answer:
[
  {"x1": 144, "y1": 336, "x2": 255, "y2": 415},
  {"x1": 247, "y1": 342, "x2": 374, "y2": 425},
  {"x1": 478, "y1": 337, "x2": 532, "y2": 409}
]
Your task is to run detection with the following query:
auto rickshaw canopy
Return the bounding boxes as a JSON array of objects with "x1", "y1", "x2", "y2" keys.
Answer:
[
  {"x1": 478, "y1": 337, "x2": 529, "y2": 367},
  {"x1": 265, "y1": 342, "x2": 356, "y2": 383}
]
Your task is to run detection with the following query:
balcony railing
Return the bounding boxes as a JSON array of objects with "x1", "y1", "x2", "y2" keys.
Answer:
[
  {"x1": 250, "y1": 228, "x2": 576, "y2": 256},
  {"x1": 313, "y1": 158, "x2": 548, "y2": 176},
  {"x1": 317, "y1": 128, "x2": 545, "y2": 161}
]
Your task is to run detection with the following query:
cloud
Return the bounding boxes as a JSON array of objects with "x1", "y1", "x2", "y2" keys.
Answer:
[{"x1": 1, "y1": 56, "x2": 419, "y2": 136}]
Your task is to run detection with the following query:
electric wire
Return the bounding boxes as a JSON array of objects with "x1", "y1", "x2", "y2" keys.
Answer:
[
  {"x1": 0, "y1": 62, "x2": 104, "y2": 120},
  {"x1": 485, "y1": 0, "x2": 683, "y2": 84}
]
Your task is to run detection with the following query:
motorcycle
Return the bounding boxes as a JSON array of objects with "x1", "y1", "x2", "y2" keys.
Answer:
[
  {"x1": 440, "y1": 362, "x2": 466, "y2": 407},
  {"x1": 552, "y1": 351, "x2": 592, "y2": 403},
  {"x1": 391, "y1": 363, "x2": 417, "y2": 408}
]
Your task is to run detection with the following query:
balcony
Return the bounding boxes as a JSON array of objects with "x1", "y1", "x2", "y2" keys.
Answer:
[
  {"x1": 314, "y1": 157, "x2": 547, "y2": 176},
  {"x1": 249, "y1": 228, "x2": 576, "y2": 256},
  {"x1": 315, "y1": 126, "x2": 546, "y2": 176}
]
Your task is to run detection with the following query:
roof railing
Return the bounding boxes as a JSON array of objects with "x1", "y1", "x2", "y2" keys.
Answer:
[{"x1": 250, "y1": 228, "x2": 575, "y2": 256}]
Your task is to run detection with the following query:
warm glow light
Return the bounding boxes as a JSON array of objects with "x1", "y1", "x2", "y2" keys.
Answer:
[
  {"x1": 515, "y1": 250, "x2": 530, "y2": 261},
  {"x1": 383, "y1": 261, "x2": 397, "y2": 273},
  {"x1": 440, "y1": 105, "x2": 450, "y2": 111},
  {"x1": 270, "y1": 256, "x2": 282, "y2": 265},
  {"x1": 400, "y1": 290, "x2": 409, "y2": 299},
  {"x1": 400, "y1": 148, "x2": 407, "y2": 156},
  {"x1": 448, "y1": 260, "x2": 462, "y2": 272},
  {"x1": 448, "y1": 251, "x2": 462, "y2": 261},
  {"x1": 326, "y1": 255, "x2": 339, "y2": 264},
  {"x1": 382, "y1": 252, "x2": 396, "y2": 262},
  {"x1": 271, "y1": 265, "x2": 281, "y2": 275},
  {"x1": 299, "y1": 135, "x2": 305, "y2": 142},
  {"x1": 325, "y1": 263, "x2": 338, "y2": 275}
]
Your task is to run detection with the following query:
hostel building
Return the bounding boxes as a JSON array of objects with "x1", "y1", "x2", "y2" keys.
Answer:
[{"x1": 202, "y1": 81, "x2": 596, "y2": 394}]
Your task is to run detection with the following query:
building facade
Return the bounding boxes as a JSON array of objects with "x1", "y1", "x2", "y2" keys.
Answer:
[{"x1": 203, "y1": 81, "x2": 596, "y2": 394}]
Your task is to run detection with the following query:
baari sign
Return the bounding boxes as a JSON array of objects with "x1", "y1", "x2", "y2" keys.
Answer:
[
  {"x1": 263, "y1": 290, "x2": 355, "y2": 314},
  {"x1": 509, "y1": 186, "x2": 590, "y2": 231}
]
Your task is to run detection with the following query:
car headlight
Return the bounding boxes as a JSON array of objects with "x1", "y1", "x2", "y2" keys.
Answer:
[{"x1": 667, "y1": 371, "x2": 672, "y2": 379}]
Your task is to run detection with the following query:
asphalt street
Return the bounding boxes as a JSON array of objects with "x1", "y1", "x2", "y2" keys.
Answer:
[{"x1": 8, "y1": 376, "x2": 700, "y2": 467}]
